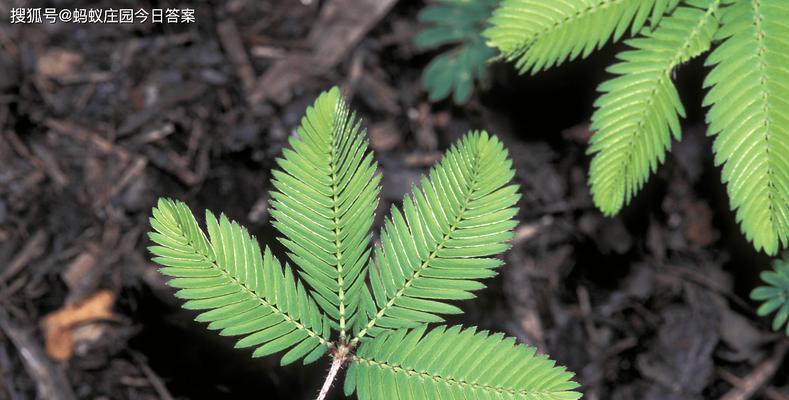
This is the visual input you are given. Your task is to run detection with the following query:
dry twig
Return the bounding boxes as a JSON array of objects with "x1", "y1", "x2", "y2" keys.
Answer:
[{"x1": 719, "y1": 341, "x2": 789, "y2": 400}]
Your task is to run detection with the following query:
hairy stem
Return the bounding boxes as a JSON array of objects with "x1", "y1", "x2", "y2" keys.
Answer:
[{"x1": 316, "y1": 354, "x2": 345, "y2": 400}]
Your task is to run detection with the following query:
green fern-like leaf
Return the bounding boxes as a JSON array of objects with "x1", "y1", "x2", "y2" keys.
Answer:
[
  {"x1": 702, "y1": 0, "x2": 789, "y2": 255},
  {"x1": 484, "y1": 0, "x2": 681, "y2": 74},
  {"x1": 751, "y1": 257, "x2": 789, "y2": 335},
  {"x1": 415, "y1": 0, "x2": 498, "y2": 104},
  {"x1": 345, "y1": 325, "x2": 581, "y2": 399},
  {"x1": 483, "y1": 0, "x2": 788, "y2": 255},
  {"x1": 148, "y1": 199, "x2": 330, "y2": 365},
  {"x1": 589, "y1": 0, "x2": 720, "y2": 214},
  {"x1": 270, "y1": 87, "x2": 380, "y2": 338},
  {"x1": 352, "y1": 131, "x2": 519, "y2": 342},
  {"x1": 147, "y1": 87, "x2": 580, "y2": 398}
]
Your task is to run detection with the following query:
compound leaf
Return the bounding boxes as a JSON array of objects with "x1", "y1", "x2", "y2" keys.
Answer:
[
  {"x1": 589, "y1": 0, "x2": 720, "y2": 214},
  {"x1": 270, "y1": 87, "x2": 381, "y2": 337},
  {"x1": 148, "y1": 198, "x2": 330, "y2": 365},
  {"x1": 352, "y1": 131, "x2": 519, "y2": 342},
  {"x1": 415, "y1": 0, "x2": 498, "y2": 104},
  {"x1": 703, "y1": 0, "x2": 789, "y2": 255},
  {"x1": 751, "y1": 257, "x2": 789, "y2": 335},
  {"x1": 345, "y1": 325, "x2": 581, "y2": 400},
  {"x1": 485, "y1": 0, "x2": 680, "y2": 74}
]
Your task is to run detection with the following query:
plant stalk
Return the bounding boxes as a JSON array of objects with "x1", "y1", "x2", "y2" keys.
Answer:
[{"x1": 316, "y1": 354, "x2": 344, "y2": 400}]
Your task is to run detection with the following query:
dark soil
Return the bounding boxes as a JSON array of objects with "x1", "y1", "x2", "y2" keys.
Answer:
[{"x1": 0, "y1": 1, "x2": 786, "y2": 400}]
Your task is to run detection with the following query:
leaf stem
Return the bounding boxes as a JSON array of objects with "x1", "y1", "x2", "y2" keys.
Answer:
[
  {"x1": 330, "y1": 103, "x2": 348, "y2": 341},
  {"x1": 316, "y1": 353, "x2": 345, "y2": 400}
]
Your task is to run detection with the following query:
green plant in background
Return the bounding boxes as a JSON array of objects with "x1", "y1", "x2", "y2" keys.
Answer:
[
  {"x1": 147, "y1": 87, "x2": 580, "y2": 399},
  {"x1": 414, "y1": 0, "x2": 498, "y2": 104},
  {"x1": 484, "y1": 0, "x2": 789, "y2": 255},
  {"x1": 751, "y1": 256, "x2": 789, "y2": 335}
]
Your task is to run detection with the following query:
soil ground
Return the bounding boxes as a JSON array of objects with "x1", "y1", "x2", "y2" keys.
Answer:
[{"x1": 0, "y1": 1, "x2": 786, "y2": 399}]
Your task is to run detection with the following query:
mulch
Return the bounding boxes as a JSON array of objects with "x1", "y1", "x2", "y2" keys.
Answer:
[{"x1": 0, "y1": 1, "x2": 786, "y2": 399}]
